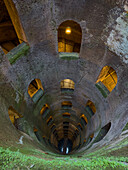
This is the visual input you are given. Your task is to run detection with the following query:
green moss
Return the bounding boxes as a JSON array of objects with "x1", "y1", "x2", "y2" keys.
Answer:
[{"x1": 123, "y1": 123, "x2": 128, "y2": 131}]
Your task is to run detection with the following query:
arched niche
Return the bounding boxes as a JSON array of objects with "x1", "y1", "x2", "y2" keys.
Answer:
[
  {"x1": 34, "y1": 127, "x2": 42, "y2": 142},
  {"x1": 80, "y1": 114, "x2": 88, "y2": 126},
  {"x1": 94, "y1": 122, "x2": 111, "y2": 143},
  {"x1": 58, "y1": 20, "x2": 82, "y2": 59},
  {"x1": 47, "y1": 116, "x2": 53, "y2": 126},
  {"x1": 95, "y1": 66, "x2": 118, "y2": 98},
  {"x1": 8, "y1": 106, "x2": 23, "y2": 129},
  {"x1": 61, "y1": 79, "x2": 75, "y2": 92},
  {"x1": 85, "y1": 100, "x2": 96, "y2": 118},
  {"x1": 40, "y1": 104, "x2": 50, "y2": 119},
  {"x1": 28, "y1": 79, "x2": 44, "y2": 103},
  {"x1": 77, "y1": 123, "x2": 83, "y2": 132},
  {"x1": 51, "y1": 124, "x2": 56, "y2": 132}
]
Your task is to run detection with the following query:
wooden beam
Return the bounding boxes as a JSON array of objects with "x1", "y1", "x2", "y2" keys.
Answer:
[{"x1": 4, "y1": 0, "x2": 27, "y2": 43}]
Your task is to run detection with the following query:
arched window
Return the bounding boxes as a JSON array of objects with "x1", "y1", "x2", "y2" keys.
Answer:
[
  {"x1": 47, "y1": 116, "x2": 53, "y2": 126},
  {"x1": 63, "y1": 112, "x2": 71, "y2": 118},
  {"x1": 77, "y1": 123, "x2": 83, "y2": 131},
  {"x1": 61, "y1": 101, "x2": 72, "y2": 109},
  {"x1": 58, "y1": 20, "x2": 82, "y2": 58},
  {"x1": 61, "y1": 79, "x2": 75, "y2": 92},
  {"x1": 51, "y1": 124, "x2": 56, "y2": 131},
  {"x1": 96, "y1": 66, "x2": 117, "y2": 98},
  {"x1": 80, "y1": 114, "x2": 88, "y2": 126},
  {"x1": 0, "y1": 0, "x2": 29, "y2": 64},
  {"x1": 34, "y1": 127, "x2": 41, "y2": 142},
  {"x1": 85, "y1": 100, "x2": 96, "y2": 117},
  {"x1": 28, "y1": 79, "x2": 44, "y2": 103},
  {"x1": 8, "y1": 106, "x2": 23, "y2": 128},
  {"x1": 40, "y1": 104, "x2": 50, "y2": 118},
  {"x1": 94, "y1": 122, "x2": 111, "y2": 143}
]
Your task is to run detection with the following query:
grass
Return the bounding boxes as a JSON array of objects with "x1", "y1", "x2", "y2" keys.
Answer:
[{"x1": 0, "y1": 147, "x2": 128, "y2": 170}]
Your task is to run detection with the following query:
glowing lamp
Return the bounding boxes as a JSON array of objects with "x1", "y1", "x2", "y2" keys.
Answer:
[{"x1": 65, "y1": 27, "x2": 71, "y2": 34}]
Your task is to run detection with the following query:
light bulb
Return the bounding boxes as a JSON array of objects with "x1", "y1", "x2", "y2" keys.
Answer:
[{"x1": 65, "y1": 27, "x2": 71, "y2": 34}]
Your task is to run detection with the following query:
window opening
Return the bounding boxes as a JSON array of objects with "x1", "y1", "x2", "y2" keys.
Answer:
[
  {"x1": 61, "y1": 101, "x2": 72, "y2": 109},
  {"x1": 96, "y1": 66, "x2": 117, "y2": 97},
  {"x1": 61, "y1": 79, "x2": 75, "y2": 92},
  {"x1": 85, "y1": 100, "x2": 96, "y2": 117},
  {"x1": 80, "y1": 114, "x2": 88, "y2": 126},
  {"x1": 28, "y1": 79, "x2": 44, "y2": 103},
  {"x1": 77, "y1": 123, "x2": 83, "y2": 131},
  {"x1": 47, "y1": 116, "x2": 53, "y2": 126},
  {"x1": 58, "y1": 20, "x2": 82, "y2": 53},
  {"x1": 8, "y1": 106, "x2": 23, "y2": 129},
  {"x1": 34, "y1": 127, "x2": 41, "y2": 141},
  {"x1": 40, "y1": 104, "x2": 49, "y2": 118},
  {"x1": 63, "y1": 112, "x2": 71, "y2": 118},
  {"x1": 0, "y1": 0, "x2": 27, "y2": 54}
]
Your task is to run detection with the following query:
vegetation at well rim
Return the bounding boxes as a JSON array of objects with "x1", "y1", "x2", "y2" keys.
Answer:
[{"x1": 0, "y1": 147, "x2": 128, "y2": 170}]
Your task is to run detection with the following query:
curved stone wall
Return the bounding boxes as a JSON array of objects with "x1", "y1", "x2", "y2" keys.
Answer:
[{"x1": 0, "y1": 0, "x2": 128, "y2": 155}]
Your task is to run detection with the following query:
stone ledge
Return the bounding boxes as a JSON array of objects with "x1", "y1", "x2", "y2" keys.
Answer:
[
  {"x1": 32, "y1": 88, "x2": 44, "y2": 103},
  {"x1": 95, "y1": 81, "x2": 110, "y2": 98},
  {"x1": 6, "y1": 42, "x2": 30, "y2": 64},
  {"x1": 59, "y1": 52, "x2": 79, "y2": 60}
]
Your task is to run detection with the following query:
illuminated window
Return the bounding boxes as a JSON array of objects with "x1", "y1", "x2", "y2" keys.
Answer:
[
  {"x1": 88, "y1": 134, "x2": 94, "y2": 143},
  {"x1": 84, "y1": 139, "x2": 86, "y2": 143},
  {"x1": 0, "y1": 0, "x2": 27, "y2": 54},
  {"x1": 61, "y1": 101, "x2": 72, "y2": 109},
  {"x1": 34, "y1": 127, "x2": 38, "y2": 133},
  {"x1": 75, "y1": 128, "x2": 79, "y2": 135},
  {"x1": 50, "y1": 124, "x2": 56, "y2": 131},
  {"x1": 85, "y1": 100, "x2": 96, "y2": 117},
  {"x1": 96, "y1": 66, "x2": 117, "y2": 97},
  {"x1": 58, "y1": 20, "x2": 82, "y2": 53},
  {"x1": 90, "y1": 134, "x2": 94, "y2": 139},
  {"x1": 33, "y1": 127, "x2": 42, "y2": 141},
  {"x1": 40, "y1": 104, "x2": 49, "y2": 118},
  {"x1": 47, "y1": 116, "x2": 53, "y2": 126},
  {"x1": 80, "y1": 114, "x2": 88, "y2": 126},
  {"x1": 28, "y1": 79, "x2": 44, "y2": 102},
  {"x1": 61, "y1": 79, "x2": 75, "y2": 92},
  {"x1": 77, "y1": 123, "x2": 83, "y2": 131},
  {"x1": 63, "y1": 112, "x2": 71, "y2": 118},
  {"x1": 8, "y1": 106, "x2": 23, "y2": 128}
]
